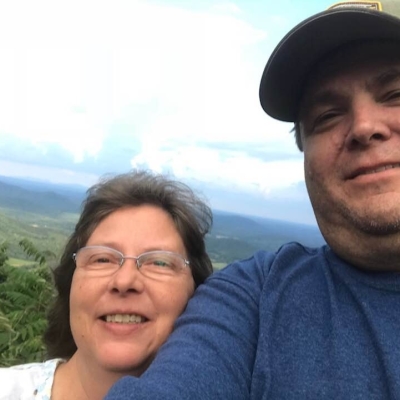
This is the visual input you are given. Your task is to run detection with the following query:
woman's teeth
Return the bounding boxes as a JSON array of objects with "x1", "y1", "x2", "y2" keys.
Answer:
[{"x1": 105, "y1": 314, "x2": 145, "y2": 323}]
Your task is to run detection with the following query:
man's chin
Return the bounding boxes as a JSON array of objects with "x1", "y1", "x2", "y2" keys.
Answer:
[
  {"x1": 346, "y1": 203, "x2": 400, "y2": 236},
  {"x1": 320, "y1": 196, "x2": 400, "y2": 235}
]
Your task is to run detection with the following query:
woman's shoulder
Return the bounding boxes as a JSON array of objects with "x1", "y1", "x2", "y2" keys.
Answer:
[{"x1": 0, "y1": 358, "x2": 63, "y2": 400}]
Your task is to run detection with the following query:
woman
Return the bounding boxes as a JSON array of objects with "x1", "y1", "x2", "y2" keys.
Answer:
[{"x1": 0, "y1": 170, "x2": 213, "y2": 399}]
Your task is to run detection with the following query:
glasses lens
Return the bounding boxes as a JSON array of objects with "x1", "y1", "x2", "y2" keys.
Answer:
[
  {"x1": 75, "y1": 246, "x2": 121, "y2": 274},
  {"x1": 138, "y1": 251, "x2": 185, "y2": 278}
]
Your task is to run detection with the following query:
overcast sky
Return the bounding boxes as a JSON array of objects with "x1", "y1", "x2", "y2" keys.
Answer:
[{"x1": 0, "y1": 0, "x2": 334, "y2": 225}]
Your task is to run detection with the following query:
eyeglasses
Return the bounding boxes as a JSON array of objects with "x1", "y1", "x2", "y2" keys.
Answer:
[{"x1": 72, "y1": 245, "x2": 190, "y2": 279}]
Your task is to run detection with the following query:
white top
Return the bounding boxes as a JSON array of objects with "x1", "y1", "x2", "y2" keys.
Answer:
[{"x1": 0, "y1": 359, "x2": 63, "y2": 400}]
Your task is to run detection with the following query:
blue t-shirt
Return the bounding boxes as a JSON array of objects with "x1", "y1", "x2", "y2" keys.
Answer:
[{"x1": 106, "y1": 243, "x2": 400, "y2": 399}]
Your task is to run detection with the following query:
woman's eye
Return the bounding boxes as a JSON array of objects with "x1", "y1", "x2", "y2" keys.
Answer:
[
  {"x1": 153, "y1": 259, "x2": 170, "y2": 267},
  {"x1": 95, "y1": 257, "x2": 111, "y2": 263},
  {"x1": 142, "y1": 257, "x2": 175, "y2": 269},
  {"x1": 90, "y1": 254, "x2": 115, "y2": 264}
]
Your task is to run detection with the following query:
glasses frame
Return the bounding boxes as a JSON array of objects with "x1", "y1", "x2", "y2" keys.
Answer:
[{"x1": 72, "y1": 245, "x2": 190, "y2": 274}]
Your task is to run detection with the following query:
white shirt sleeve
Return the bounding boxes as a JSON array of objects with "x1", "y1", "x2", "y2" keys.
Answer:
[{"x1": 0, "y1": 359, "x2": 63, "y2": 400}]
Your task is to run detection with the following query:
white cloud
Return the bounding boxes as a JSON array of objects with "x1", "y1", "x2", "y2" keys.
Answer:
[
  {"x1": 0, "y1": 0, "x2": 303, "y2": 195},
  {"x1": 131, "y1": 143, "x2": 304, "y2": 195}
]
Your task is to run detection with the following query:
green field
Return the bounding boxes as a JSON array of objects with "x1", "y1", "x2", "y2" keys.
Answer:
[
  {"x1": 0, "y1": 207, "x2": 77, "y2": 261},
  {"x1": 0, "y1": 179, "x2": 325, "y2": 266},
  {"x1": 7, "y1": 257, "x2": 37, "y2": 268},
  {"x1": 213, "y1": 262, "x2": 227, "y2": 270}
]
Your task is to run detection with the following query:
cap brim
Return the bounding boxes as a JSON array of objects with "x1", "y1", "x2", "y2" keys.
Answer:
[{"x1": 259, "y1": 8, "x2": 400, "y2": 122}]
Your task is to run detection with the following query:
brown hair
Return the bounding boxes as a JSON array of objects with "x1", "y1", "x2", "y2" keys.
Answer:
[
  {"x1": 293, "y1": 122, "x2": 303, "y2": 151},
  {"x1": 44, "y1": 170, "x2": 213, "y2": 359}
]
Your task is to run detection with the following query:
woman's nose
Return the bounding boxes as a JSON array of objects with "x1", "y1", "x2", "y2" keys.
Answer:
[{"x1": 108, "y1": 258, "x2": 144, "y2": 294}]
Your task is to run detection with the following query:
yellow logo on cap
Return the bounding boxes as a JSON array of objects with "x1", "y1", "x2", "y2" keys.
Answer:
[{"x1": 328, "y1": 1, "x2": 382, "y2": 11}]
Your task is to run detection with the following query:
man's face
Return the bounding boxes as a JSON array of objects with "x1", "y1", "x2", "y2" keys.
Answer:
[{"x1": 299, "y1": 41, "x2": 400, "y2": 267}]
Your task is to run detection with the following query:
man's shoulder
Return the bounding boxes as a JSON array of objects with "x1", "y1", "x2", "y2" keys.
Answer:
[
  {"x1": 210, "y1": 242, "x2": 328, "y2": 287},
  {"x1": 218, "y1": 242, "x2": 326, "y2": 272},
  {"x1": 271, "y1": 241, "x2": 327, "y2": 267}
]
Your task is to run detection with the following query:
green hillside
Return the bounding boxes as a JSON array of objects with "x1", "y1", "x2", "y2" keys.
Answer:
[
  {"x1": 0, "y1": 207, "x2": 77, "y2": 260},
  {"x1": 0, "y1": 181, "x2": 80, "y2": 215},
  {"x1": 0, "y1": 178, "x2": 325, "y2": 266},
  {"x1": 0, "y1": 178, "x2": 326, "y2": 367}
]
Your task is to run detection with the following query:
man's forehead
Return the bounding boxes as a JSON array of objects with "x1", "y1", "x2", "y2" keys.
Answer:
[{"x1": 300, "y1": 40, "x2": 400, "y2": 105}]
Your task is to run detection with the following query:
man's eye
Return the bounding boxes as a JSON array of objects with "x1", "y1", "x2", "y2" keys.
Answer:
[
  {"x1": 383, "y1": 90, "x2": 400, "y2": 102},
  {"x1": 316, "y1": 110, "x2": 339, "y2": 123},
  {"x1": 311, "y1": 109, "x2": 341, "y2": 131}
]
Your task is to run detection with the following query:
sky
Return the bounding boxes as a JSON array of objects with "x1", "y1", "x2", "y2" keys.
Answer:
[{"x1": 0, "y1": 0, "x2": 335, "y2": 225}]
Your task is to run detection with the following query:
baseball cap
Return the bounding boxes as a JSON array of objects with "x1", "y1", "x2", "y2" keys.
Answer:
[{"x1": 259, "y1": 0, "x2": 400, "y2": 122}]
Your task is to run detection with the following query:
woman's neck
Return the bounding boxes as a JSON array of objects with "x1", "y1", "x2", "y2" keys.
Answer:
[{"x1": 51, "y1": 352, "x2": 124, "y2": 400}]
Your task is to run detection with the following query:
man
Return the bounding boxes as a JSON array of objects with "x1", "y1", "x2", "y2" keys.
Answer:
[{"x1": 106, "y1": 1, "x2": 400, "y2": 399}]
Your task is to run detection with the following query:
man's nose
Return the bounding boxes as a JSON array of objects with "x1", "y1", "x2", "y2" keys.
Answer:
[{"x1": 345, "y1": 97, "x2": 391, "y2": 148}]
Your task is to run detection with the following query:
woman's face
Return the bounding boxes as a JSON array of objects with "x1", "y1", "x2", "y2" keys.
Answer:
[{"x1": 69, "y1": 204, "x2": 195, "y2": 376}]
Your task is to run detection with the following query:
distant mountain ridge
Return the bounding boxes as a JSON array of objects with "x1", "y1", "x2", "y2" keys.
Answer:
[
  {"x1": 0, "y1": 180, "x2": 82, "y2": 216},
  {"x1": 0, "y1": 176, "x2": 325, "y2": 264},
  {"x1": 0, "y1": 175, "x2": 86, "y2": 202},
  {"x1": 208, "y1": 211, "x2": 325, "y2": 263}
]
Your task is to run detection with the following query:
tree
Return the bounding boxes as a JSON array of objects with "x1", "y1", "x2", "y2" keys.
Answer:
[{"x1": 0, "y1": 240, "x2": 54, "y2": 367}]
